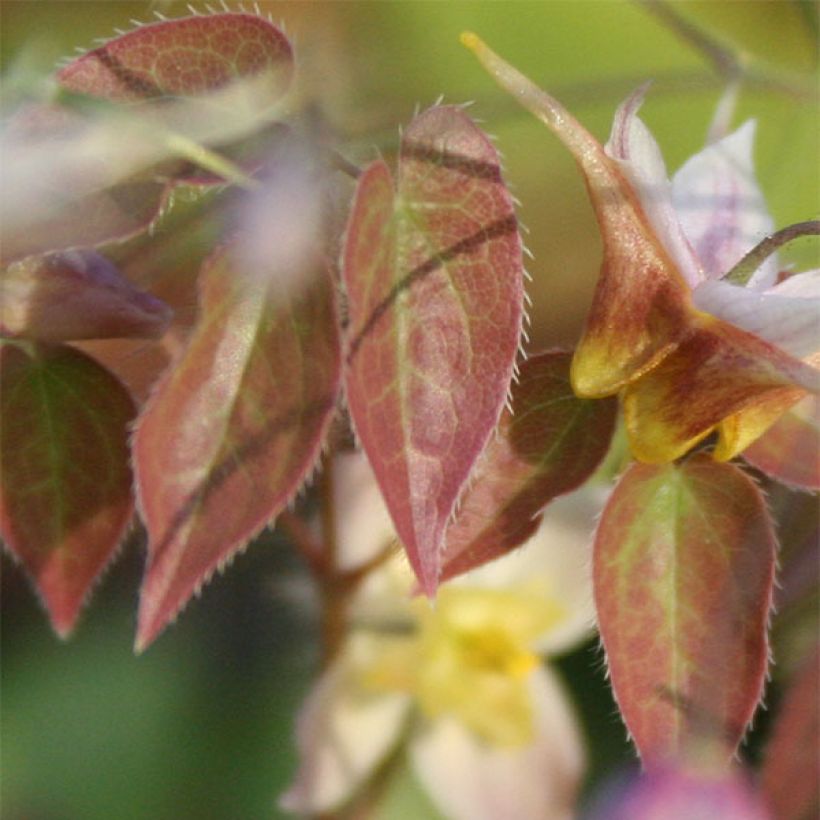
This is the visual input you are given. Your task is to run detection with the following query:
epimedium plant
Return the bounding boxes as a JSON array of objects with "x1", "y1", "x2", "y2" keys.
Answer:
[{"x1": 1, "y1": 8, "x2": 818, "y2": 818}]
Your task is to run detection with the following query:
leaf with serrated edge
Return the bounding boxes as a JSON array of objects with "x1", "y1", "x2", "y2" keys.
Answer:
[
  {"x1": 0, "y1": 341, "x2": 135, "y2": 637},
  {"x1": 133, "y1": 241, "x2": 340, "y2": 651},
  {"x1": 742, "y1": 396, "x2": 820, "y2": 490},
  {"x1": 439, "y1": 351, "x2": 616, "y2": 582},
  {"x1": 594, "y1": 455, "x2": 775, "y2": 767},
  {"x1": 57, "y1": 13, "x2": 293, "y2": 104},
  {"x1": 343, "y1": 105, "x2": 523, "y2": 595}
]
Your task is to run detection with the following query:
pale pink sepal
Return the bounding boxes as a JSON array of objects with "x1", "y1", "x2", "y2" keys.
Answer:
[
  {"x1": 672, "y1": 121, "x2": 778, "y2": 287},
  {"x1": 409, "y1": 667, "x2": 585, "y2": 820},
  {"x1": 605, "y1": 88, "x2": 703, "y2": 289},
  {"x1": 693, "y1": 272, "x2": 820, "y2": 360}
]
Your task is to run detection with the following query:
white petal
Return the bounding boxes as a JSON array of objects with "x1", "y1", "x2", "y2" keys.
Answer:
[
  {"x1": 410, "y1": 667, "x2": 585, "y2": 820},
  {"x1": 278, "y1": 640, "x2": 412, "y2": 814},
  {"x1": 672, "y1": 121, "x2": 778, "y2": 287},
  {"x1": 332, "y1": 451, "x2": 397, "y2": 572},
  {"x1": 605, "y1": 88, "x2": 703, "y2": 288},
  {"x1": 455, "y1": 484, "x2": 610, "y2": 655},
  {"x1": 769, "y1": 268, "x2": 820, "y2": 297},
  {"x1": 693, "y1": 274, "x2": 820, "y2": 359}
]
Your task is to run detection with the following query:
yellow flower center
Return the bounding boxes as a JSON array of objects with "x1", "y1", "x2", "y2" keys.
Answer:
[{"x1": 360, "y1": 585, "x2": 564, "y2": 747}]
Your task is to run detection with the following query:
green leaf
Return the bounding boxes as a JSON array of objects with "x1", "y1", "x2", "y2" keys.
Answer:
[{"x1": 0, "y1": 341, "x2": 135, "y2": 637}]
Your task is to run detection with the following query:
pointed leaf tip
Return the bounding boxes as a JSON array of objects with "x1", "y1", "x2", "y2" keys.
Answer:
[
  {"x1": 0, "y1": 342, "x2": 135, "y2": 637},
  {"x1": 343, "y1": 105, "x2": 524, "y2": 595},
  {"x1": 134, "y1": 239, "x2": 341, "y2": 650}
]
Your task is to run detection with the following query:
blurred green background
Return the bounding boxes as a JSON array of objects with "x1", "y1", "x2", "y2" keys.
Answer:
[{"x1": 2, "y1": 2, "x2": 817, "y2": 818}]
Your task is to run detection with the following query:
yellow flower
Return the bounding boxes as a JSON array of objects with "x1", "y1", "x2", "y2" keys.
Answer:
[{"x1": 280, "y1": 453, "x2": 604, "y2": 819}]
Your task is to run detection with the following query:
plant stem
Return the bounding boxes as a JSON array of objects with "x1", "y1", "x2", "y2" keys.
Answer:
[
  {"x1": 723, "y1": 220, "x2": 820, "y2": 285},
  {"x1": 164, "y1": 131, "x2": 260, "y2": 189}
]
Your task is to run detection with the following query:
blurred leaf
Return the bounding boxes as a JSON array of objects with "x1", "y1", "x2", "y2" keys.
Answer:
[
  {"x1": 769, "y1": 487, "x2": 819, "y2": 680},
  {"x1": 742, "y1": 395, "x2": 820, "y2": 489},
  {"x1": 760, "y1": 646, "x2": 819, "y2": 820},
  {"x1": 0, "y1": 341, "x2": 135, "y2": 637},
  {"x1": 594, "y1": 455, "x2": 775, "y2": 767},
  {"x1": 73, "y1": 188, "x2": 222, "y2": 403},
  {"x1": 342, "y1": 104, "x2": 523, "y2": 595},
  {"x1": 439, "y1": 350, "x2": 616, "y2": 582},
  {"x1": 56, "y1": 12, "x2": 293, "y2": 103},
  {"x1": 133, "y1": 239, "x2": 341, "y2": 651},
  {"x1": 0, "y1": 103, "x2": 175, "y2": 264},
  {"x1": 1, "y1": 249, "x2": 172, "y2": 342}
]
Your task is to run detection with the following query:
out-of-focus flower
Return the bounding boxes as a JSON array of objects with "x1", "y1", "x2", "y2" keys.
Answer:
[
  {"x1": 585, "y1": 765, "x2": 769, "y2": 820},
  {"x1": 462, "y1": 34, "x2": 820, "y2": 463},
  {"x1": 279, "y1": 452, "x2": 605, "y2": 819}
]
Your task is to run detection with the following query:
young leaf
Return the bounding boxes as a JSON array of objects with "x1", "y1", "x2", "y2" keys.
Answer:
[
  {"x1": 0, "y1": 341, "x2": 135, "y2": 637},
  {"x1": 760, "y1": 647, "x2": 819, "y2": 820},
  {"x1": 133, "y1": 241, "x2": 341, "y2": 651},
  {"x1": 594, "y1": 455, "x2": 775, "y2": 767},
  {"x1": 742, "y1": 396, "x2": 820, "y2": 490},
  {"x1": 1, "y1": 250, "x2": 172, "y2": 342},
  {"x1": 342, "y1": 105, "x2": 523, "y2": 595},
  {"x1": 438, "y1": 350, "x2": 616, "y2": 582},
  {"x1": 57, "y1": 12, "x2": 293, "y2": 104}
]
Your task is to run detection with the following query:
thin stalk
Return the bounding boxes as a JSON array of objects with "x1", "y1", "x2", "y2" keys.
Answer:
[{"x1": 723, "y1": 220, "x2": 820, "y2": 285}]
